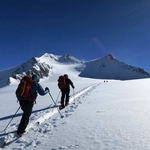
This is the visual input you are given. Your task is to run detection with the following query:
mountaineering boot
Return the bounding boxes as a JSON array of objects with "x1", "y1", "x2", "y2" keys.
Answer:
[
  {"x1": 17, "y1": 130, "x2": 26, "y2": 137},
  {"x1": 59, "y1": 105, "x2": 65, "y2": 110},
  {"x1": 65, "y1": 102, "x2": 69, "y2": 106}
]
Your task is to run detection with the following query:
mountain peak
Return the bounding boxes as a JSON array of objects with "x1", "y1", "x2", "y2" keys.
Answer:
[
  {"x1": 41, "y1": 53, "x2": 58, "y2": 61},
  {"x1": 106, "y1": 54, "x2": 114, "y2": 60},
  {"x1": 58, "y1": 54, "x2": 82, "y2": 64},
  {"x1": 79, "y1": 54, "x2": 150, "y2": 80},
  {"x1": 12, "y1": 56, "x2": 50, "y2": 80}
]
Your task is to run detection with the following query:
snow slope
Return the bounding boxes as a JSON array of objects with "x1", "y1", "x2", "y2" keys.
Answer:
[
  {"x1": 0, "y1": 67, "x2": 18, "y2": 88},
  {"x1": 79, "y1": 54, "x2": 150, "y2": 80},
  {"x1": 1, "y1": 70, "x2": 150, "y2": 149}
]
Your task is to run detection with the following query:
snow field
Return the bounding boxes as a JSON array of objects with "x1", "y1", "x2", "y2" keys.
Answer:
[{"x1": 1, "y1": 78, "x2": 150, "y2": 149}]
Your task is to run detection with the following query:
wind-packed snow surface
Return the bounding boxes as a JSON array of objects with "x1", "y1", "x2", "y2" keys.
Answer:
[{"x1": 1, "y1": 75, "x2": 150, "y2": 149}]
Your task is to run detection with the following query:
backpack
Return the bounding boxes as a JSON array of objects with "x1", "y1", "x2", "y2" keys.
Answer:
[
  {"x1": 16, "y1": 76, "x2": 36, "y2": 101},
  {"x1": 58, "y1": 75, "x2": 67, "y2": 89}
]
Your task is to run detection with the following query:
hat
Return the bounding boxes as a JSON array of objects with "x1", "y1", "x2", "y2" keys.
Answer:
[
  {"x1": 32, "y1": 75, "x2": 40, "y2": 82},
  {"x1": 64, "y1": 74, "x2": 68, "y2": 77}
]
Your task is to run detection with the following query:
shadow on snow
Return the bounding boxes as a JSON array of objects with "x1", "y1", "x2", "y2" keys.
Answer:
[{"x1": 0, "y1": 105, "x2": 57, "y2": 122}]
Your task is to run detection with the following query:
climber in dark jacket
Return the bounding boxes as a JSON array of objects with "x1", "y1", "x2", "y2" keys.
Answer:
[
  {"x1": 17, "y1": 74, "x2": 49, "y2": 136},
  {"x1": 59, "y1": 74, "x2": 75, "y2": 109}
]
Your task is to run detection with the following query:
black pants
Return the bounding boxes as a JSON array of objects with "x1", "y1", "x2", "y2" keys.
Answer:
[
  {"x1": 61, "y1": 88, "x2": 70, "y2": 106},
  {"x1": 17, "y1": 100, "x2": 34, "y2": 134}
]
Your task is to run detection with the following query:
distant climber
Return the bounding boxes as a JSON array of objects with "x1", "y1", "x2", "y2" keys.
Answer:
[{"x1": 58, "y1": 74, "x2": 75, "y2": 109}]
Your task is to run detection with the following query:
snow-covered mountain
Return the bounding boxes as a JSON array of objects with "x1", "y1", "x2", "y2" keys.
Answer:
[
  {"x1": 12, "y1": 57, "x2": 51, "y2": 80},
  {"x1": 0, "y1": 53, "x2": 83, "y2": 88},
  {"x1": 79, "y1": 54, "x2": 150, "y2": 80},
  {"x1": 58, "y1": 54, "x2": 83, "y2": 64},
  {"x1": 0, "y1": 53, "x2": 149, "y2": 88}
]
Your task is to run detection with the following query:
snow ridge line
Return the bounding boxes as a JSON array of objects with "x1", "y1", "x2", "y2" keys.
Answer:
[{"x1": 27, "y1": 83, "x2": 100, "y2": 129}]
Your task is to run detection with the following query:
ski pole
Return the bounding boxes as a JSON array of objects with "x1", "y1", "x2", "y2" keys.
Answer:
[
  {"x1": 48, "y1": 92, "x2": 64, "y2": 118},
  {"x1": 48, "y1": 91, "x2": 60, "y2": 107},
  {"x1": 73, "y1": 89, "x2": 75, "y2": 104},
  {"x1": 4, "y1": 106, "x2": 21, "y2": 131},
  {"x1": 55, "y1": 91, "x2": 60, "y2": 104}
]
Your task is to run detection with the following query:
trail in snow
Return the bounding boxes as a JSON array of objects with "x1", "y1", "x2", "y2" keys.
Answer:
[
  {"x1": 0, "y1": 83, "x2": 100, "y2": 148},
  {"x1": 27, "y1": 83, "x2": 100, "y2": 130}
]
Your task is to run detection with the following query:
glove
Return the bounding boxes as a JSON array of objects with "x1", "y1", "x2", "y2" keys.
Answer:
[
  {"x1": 72, "y1": 85, "x2": 75, "y2": 89},
  {"x1": 45, "y1": 87, "x2": 49, "y2": 92}
]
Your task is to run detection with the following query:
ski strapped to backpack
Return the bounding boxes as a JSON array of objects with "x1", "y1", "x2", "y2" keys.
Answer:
[
  {"x1": 15, "y1": 76, "x2": 36, "y2": 101},
  {"x1": 58, "y1": 75, "x2": 67, "y2": 89}
]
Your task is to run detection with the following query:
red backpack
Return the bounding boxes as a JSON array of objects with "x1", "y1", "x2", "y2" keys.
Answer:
[
  {"x1": 16, "y1": 76, "x2": 35, "y2": 101},
  {"x1": 58, "y1": 76, "x2": 67, "y2": 89}
]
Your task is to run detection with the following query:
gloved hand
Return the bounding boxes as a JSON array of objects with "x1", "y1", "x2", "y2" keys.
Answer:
[
  {"x1": 72, "y1": 85, "x2": 75, "y2": 89},
  {"x1": 45, "y1": 87, "x2": 49, "y2": 92}
]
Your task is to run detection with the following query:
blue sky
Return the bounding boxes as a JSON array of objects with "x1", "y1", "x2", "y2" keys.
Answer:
[{"x1": 0, "y1": 0, "x2": 150, "y2": 71}]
